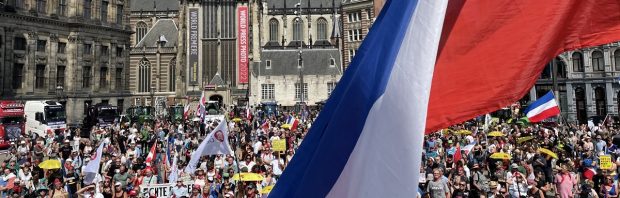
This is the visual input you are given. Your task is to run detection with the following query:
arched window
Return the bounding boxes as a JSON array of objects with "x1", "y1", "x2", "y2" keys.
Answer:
[
  {"x1": 575, "y1": 87, "x2": 586, "y2": 124},
  {"x1": 316, "y1": 18, "x2": 328, "y2": 40},
  {"x1": 592, "y1": 51, "x2": 605, "y2": 71},
  {"x1": 138, "y1": 57, "x2": 151, "y2": 93},
  {"x1": 136, "y1": 22, "x2": 148, "y2": 44},
  {"x1": 269, "y1": 19, "x2": 279, "y2": 42},
  {"x1": 595, "y1": 87, "x2": 607, "y2": 116},
  {"x1": 169, "y1": 57, "x2": 176, "y2": 92},
  {"x1": 293, "y1": 17, "x2": 303, "y2": 41},
  {"x1": 572, "y1": 52, "x2": 584, "y2": 72},
  {"x1": 614, "y1": 49, "x2": 620, "y2": 71}
]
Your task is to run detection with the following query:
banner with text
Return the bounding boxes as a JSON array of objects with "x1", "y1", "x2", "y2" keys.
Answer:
[
  {"x1": 140, "y1": 181, "x2": 194, "y2": 198},
  {"x1": 237, "y1": 6, "x2": 249, "y2": 84},
  {"x1": 188, "y1": 8, "x2": 199, "y2": 85}
]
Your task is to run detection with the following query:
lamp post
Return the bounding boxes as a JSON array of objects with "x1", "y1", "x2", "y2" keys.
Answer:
[{"x1": 296, "y1": 0, "x2": 305, "y2": 114}]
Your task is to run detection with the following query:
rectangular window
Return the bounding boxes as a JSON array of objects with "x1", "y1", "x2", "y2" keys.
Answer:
[
  {"x1": 266, "y1": 60, "x2": 272, "y2": 69},
  {"x1": 348, "y1": 12, "x2": 361, "y2": 22},
  {"x1": 12, "y1": 63, "x2": 23, "y2": 89},
  {"x1": 116, "y1": 5, "x2": 123, "y2": 24},
  {"x1": 261, "y1": 84, "x2": 275, "y2": 100},
  {"x1": 101, "y1": 1, "x2": 108, "y2": 23},
  {"x1": 37, "y1": 0, "x2": 46, "y2": 13},
  {"x1": 100, "y1": 67, "x2": 108, "y2": 88},
  {"x1": 83, "y1": 66, "x2": 91, "y2": 88},
  {"x1": 117, "y1": 99, "x2": 124, "y2": 113},
  {"x1": 57, "y1": 66, "x2": 65, "y2": 87},
  {"x1": 13, "y1": 37, "x2": 26, "y2": 50},
  {"x1": 347, "y1": 30, "x2": 353, "y2": 42},
  {"x1": 84, "y1": 43, "x2": 92, "y2": 55},
  {"x1": 298, "y1": 59, "x2": 303, "y2": 68},
  {"x1": 58, "y1": 0, "x2": 67, "y2": 16},
  {"x1": 83, "y1": 0, "x2": 91, "y2": 19},
  {"x1": 348, "y1": 49, "x2": 356, "y2": 63},
  {"x1": 83, "y1": 100, "x2": 92, "y2": 115},
  {"x1": 327, "y1": 82, "x2": 337, "y2": 96},
  {"x1": 115, "y1": 68, "x2": 123, "y2": 89},
  {"x1": 295, "y1": 83, "x2": 308, "y2": 100},
  {"x1": 101, "y1": 45, "x2": 108, "y2": 56},
  {"x1": 116, "y1": 47, "x2": 123, "y2": 57},
  {"x1": 57, "y1": 42, "x2": 66, "y2": 54},
  {"x1": 35, "y1": 65, "x2": 46, "y2": 89},
  {"x1": 37, "y1": 40, "x2": 46, "y2": 52}
]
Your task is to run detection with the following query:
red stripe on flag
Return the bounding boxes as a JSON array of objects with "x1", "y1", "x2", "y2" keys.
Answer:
[
  {"x1": 528, "y1": 107, "x2": 560, "y2": 123},
  {"x1": 425, "y1": 0, "x2": 620, "y2": 134}
]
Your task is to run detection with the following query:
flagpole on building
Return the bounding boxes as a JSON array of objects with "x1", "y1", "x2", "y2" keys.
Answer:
[{"x1": 551, "y1": 58, "x2": 563, "y2": 124}]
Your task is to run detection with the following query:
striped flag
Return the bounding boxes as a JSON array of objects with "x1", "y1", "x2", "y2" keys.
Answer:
[
  {"x1": 145, "y1": 139, "x2": 158, "y2": 167},
  {"x1": 525, "y1": 91, "x2": 560, "y2": 123},
  {"x1": 270, "y1": 0, "x2": 620, "y2": 197},
  {"x1": 83, "y1": 141, "x2": 105, "y2": 185}
]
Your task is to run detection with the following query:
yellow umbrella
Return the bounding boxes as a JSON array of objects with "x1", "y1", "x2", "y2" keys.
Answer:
[
  {"x1": 487, "y1": 131, "x2": 505, "y2": 137},
  {"x1": 489, "y1": 152, "x2": 511, "y2": 160},
  {"x1": 38, "y1": 159, "x2": 61, "y2": 170},
  {"x1": 281, "y1": 124, "x2": 292, "y2": 129},
  {"x1": 232, "y1": 118, "x2": 242, "y2": 122},
  {"x1": 538, "y1": 148, "x2": 558, "y2": 159},
  {"x1": 517, "y1": 136, "x2": 535, "y2": 144},
  {"x1": 232, "y1": 173, "x2": 264, "y2": 181},
  {"x1": 261, "y1": 185, "x2": 274, "y2": 194},
  {"x1": 455, "y1": 130, "x2": 472, "y2": 135}
]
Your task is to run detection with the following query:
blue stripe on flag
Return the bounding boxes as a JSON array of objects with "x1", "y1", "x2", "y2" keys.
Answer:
[
  {"x1": 524, "y1": 91, "x2": 555, "y2": 114},
  {"x1": 269, "y1": 0, "x2": 420, "y2": 197}
]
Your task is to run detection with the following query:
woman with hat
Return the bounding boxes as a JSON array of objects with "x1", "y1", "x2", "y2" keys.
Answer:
[
  {"x1": 189, "y1": 184, "x2": 202, "y2": 198},
  {"x1": 112, "y1": 182, "x2": 127, "y2": 198}
]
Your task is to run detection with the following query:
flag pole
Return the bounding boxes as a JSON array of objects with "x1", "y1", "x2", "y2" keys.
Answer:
[{"x1": 551, "y1": 58, "x2": 563, "y2": 125}]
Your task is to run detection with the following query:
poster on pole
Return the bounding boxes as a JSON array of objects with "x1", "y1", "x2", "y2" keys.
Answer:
[
  {"x1": 237, "y1": 6, "x2": 249, "y2": 84},
  {"x1": 272, "y1": 139, "x2": 286, "y2": 152},
  {"x1": 188, "y1": 8, "x2": 199, "y2": 85},
  {"x1": 600, "y1": 155, "x2": 613, "y2": 170}
]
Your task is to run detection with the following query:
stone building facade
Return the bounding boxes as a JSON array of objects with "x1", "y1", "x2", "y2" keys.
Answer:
[
  {"x1": 249, "y1": 0, "x2": 343, "y2": 107},
  {"x1": 128, "y1": 0, "x2": 181, "y2": 111},
  {"x1": 529, "y1": 42, "x2": 620, "y2": 124},
  {"x1": 0, "y1": 0, "x2": 132, "y2": 124},
  {"x1": 342, "y1": 0, "x2": 383, "y2": 68},
  {"x1": 179, "y1": 0, "x2": 253, "y2": 108}
]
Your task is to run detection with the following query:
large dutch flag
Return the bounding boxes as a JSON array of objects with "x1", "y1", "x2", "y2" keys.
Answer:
[
  {"x1": 525, "y1": 91, "x2": 561, "y2": 123},
  {"x1": 270, "y1": 0, "x2": 620, "y2": 197}
]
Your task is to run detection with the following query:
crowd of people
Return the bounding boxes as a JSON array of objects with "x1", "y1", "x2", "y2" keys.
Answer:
[
  {"x1": 421, "y1": 115, "x2": 620, "y2": 198},
  {"x1": 0, "y1": 105, "x2": 317, "y2": 198},
  {"x1": 4, "y1": 101, "x2": 618, "y2": 198}
]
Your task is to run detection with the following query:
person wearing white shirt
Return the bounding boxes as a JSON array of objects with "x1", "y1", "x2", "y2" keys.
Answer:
[{"x1": 270, "y1": 157, "x2": 284, "y2": 177}]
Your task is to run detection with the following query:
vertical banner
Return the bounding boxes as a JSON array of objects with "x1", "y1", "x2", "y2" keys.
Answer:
[
  {"x1": 188, "y1": 8, "x2": 199, "y2": 85},
  {"x1": 238, "y1": 6, "x2": 249, "y2": 84}
]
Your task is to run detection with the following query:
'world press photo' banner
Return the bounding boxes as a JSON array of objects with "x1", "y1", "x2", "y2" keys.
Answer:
[{"x1": 140, "y1": 180, "x2": 194, "y2": 198}]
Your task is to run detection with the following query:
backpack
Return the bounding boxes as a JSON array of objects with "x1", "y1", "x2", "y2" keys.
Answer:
[{"x1": 474, "y1": 171, "x2": 490, "y2": 193}]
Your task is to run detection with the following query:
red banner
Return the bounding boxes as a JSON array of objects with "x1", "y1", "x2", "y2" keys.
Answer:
[{"x1": 238, "y1": 6, "x2": 249, "y2": 84}]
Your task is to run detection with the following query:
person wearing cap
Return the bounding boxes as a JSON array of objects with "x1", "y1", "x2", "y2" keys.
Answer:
[
  {"x1": 112, "y1": 182, "x2": 127, "y2": 198},
  {"x1": 173, "y1": 180, "x2": 189, "y2": 197},
  {"x1": 50, "y1": 178, "x2": 68, "y2": 198},
  {"x1": 61, "y1": 139, "x2": 73, "y2": 160}
]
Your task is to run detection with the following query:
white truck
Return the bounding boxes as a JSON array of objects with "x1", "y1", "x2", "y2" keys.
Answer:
[{"x1": 25, "y1": 101, "x2": 67, "y2": 138}]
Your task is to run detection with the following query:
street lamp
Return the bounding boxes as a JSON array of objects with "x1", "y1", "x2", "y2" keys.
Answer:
[{"x1": 296, "y1": 0, "x2": 305, "y2": 115}]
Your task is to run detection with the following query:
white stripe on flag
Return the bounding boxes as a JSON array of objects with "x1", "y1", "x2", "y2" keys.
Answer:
[
  {"x1": 326, "y1": 0, "x2": 449, "y2": 197},
  {"x1": 525, "y1": 99, "x2": 558, "y2": 118}
]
